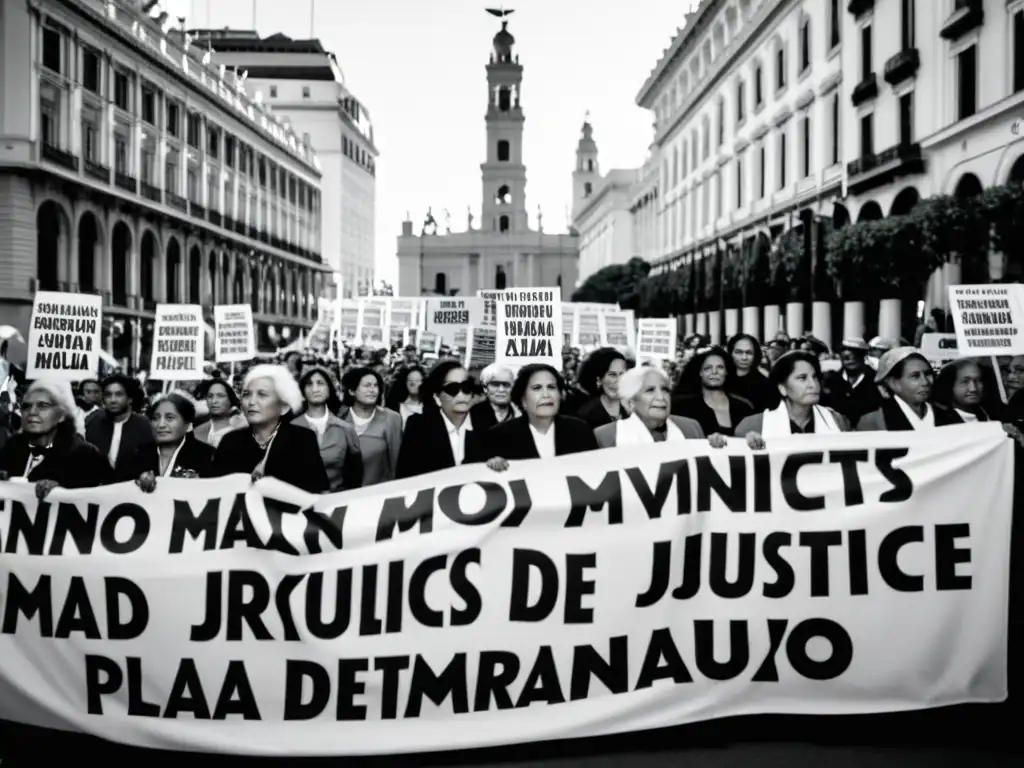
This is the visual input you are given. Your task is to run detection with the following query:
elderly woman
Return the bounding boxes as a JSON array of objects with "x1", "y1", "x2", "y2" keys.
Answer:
[
  {"x1": 193, "y1": 377, "x2": 246, "y2": 448},
  {"x1": 479, "y1": 363, "x2": 598, "y2": 472},
  {"x1": 470, "y1": 362, "x2": 518, "y2": 430},
  {"x1": 573, "y1": 347, "x2": 630, "y2": 429},
  {"x1": 736, "y1": 351, "x2": 851, "y2": 449},
  {"x1": 594, "y1": 365, "x2": 713, "y2": 447},
  {"x1": 397, "y1": 359, "x2": 483, "y2": 478},
  {"x1": 857, "y1": 347, "x2": 959, "y2": 431},
  {"x1": 292, "y1": 367, "x2": 363, "y2": 492},
  {"x1": 0, "y1": 379, "x2": 112, "y2": 498},
  {"x1": 135, "y1": 392, "x2": 216, "y2": 492},
  {"x1": 672, "y1": 346, "x2": 754, "y2": 438},
  {"x1": 341, "y1": 365, "x2": 402, "y2": 486},
  {"x1": 213, "y1": 364, "x2": 329, "y2": 493}
]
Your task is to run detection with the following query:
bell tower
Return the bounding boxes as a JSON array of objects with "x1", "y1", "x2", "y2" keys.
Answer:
[
  {"x1": 481, "y1": 14, "x2": 528, "y2": 234},
  {"x1": 572, "y1": 116, "x2": 600, "y2": 216}
]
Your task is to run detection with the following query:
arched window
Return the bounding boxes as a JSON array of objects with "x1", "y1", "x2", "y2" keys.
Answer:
[
  {"x1": 499, "y1": 214, "x2": 510, "y2": 232},
  {"x1": 587, "y1": 159, "x2": 594, "y2": 172},
  {"x1": 498, "y1": 86, "x2": 511, "y2": 111},
  {"x1": 434, "y1": 272, "x2": 447, "y2": 295},
  {"x1": 584, "y1": 182, "x2": 592, "y2": 196},
  {"x1": 497, "y1": 140, "x2": 510, "y2": 161},
  {"x1": 495, "y1": 185, "x2": 511, "y2": 205},
  {"x1": 495, "y1": 265, "x2": 506, "y2": 290}
]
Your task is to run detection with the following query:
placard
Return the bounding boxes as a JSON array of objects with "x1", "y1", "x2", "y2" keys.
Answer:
[
  {"x1": 356, "y1": 298, "x2": 388, "y2": 347},
  {"x1": 919, "y1": 332, "x2": 960, "y2": 364},
  {"x1": 213, "y1": 304, "x2": 256, "y2": 363},
  {"x1": 150, "y1": 304, "x2": 204, "y2": 380},
  {"x1": 948, "y1": 284, "x2": 1024, "y2": 356},
  {"x1": 25, "y1": 290, "x2": 102, "y2": 380},
  {"x1": 424, "y1": 297, "x2": 484, "y2": 346},
  {"x1": 601, "y1": 309, "x2": 636, "y2": 349},
  {"x1": 496, "y1": 287, "x2": 562, "y2": 367},
  {"x1": 637, "y1": 317, "x2": 678, "y2": 361}
]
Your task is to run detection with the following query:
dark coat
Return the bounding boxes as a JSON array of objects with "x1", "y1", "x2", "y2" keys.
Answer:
[
  {"x1": 574, "y1": 396, "x2": 630, "y2": 430},
  {"x1": 474, "y1": 414, "x2": 598, "y2": 461},
  {"x1": 396, "y1": 409, "x2": 485, "y2": 479},
  {"x1": 127, "y1": 433, "x2": 216, "y2": 479},
  {"x1": 856, "y1": 398, "x2": 962, "y2": 431},
  {"x1": 213, "y1": 422, "x2": 330, "y2": 493},
  {"x1": 468, "y1": 400, "x2": 516, "y2": 432},
  {"x1": 728, "y1": 370, "x2": 780, "y2": 414},
  {"x1": 84, "y1": 411, "x2": 155, "y2": 482},
  {"x1": 0, "y1": 428, "x2": 112, "y2": 488},
  {"x1": 671, "y1": 393, "x2": 754, "y2": 438},
  {"x1": 822, "y1": 369, "x2": 882, "y2": 424}
]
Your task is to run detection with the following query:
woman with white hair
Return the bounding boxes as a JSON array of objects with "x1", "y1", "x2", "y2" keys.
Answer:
[
  {"x1": 0, "y1": 379, "x2": 112, "y2": 499},
  {"x1": 470, "y1": 362, "x2": 519, "y2": 431},
  {"x1": 213, "y1": 364, "x2": 329, "y2": 493},
  {"x1": 594, "y1": 365, "x2": 716, "y2": 448}
]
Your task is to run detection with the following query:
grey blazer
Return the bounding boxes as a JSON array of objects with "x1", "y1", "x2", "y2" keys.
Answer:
[
  {"x1": 292, "y1": 412, "x2": 363, "y2": 492},
  {"x1": 594, "y1": 415, "x2": 705, "y2": 448},
  {"x1": 342, "y1": 407, "x2": 403, "y2": 486}
]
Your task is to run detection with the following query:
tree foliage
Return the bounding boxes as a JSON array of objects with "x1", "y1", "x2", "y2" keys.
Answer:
[{"x1": 571, "y1": 257, "x2": 651, "y2": 308}]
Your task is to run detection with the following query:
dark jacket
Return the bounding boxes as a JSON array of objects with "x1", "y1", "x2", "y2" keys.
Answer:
[
  {"x1": 822, "y1": 368, "x2": 882, "y2": 424},
  {"x1": 468, "y1": 399, "x2": 516, "y2": 432},
  {"x1": 728, "y1": 370, "x2": 780, "y2": 414},
  {"x1": 671, "y1": 393, "x2": 754, "y2": 438},
  {"x1": 475, "y1": 414, "x2": 598, "y2": 461},
  {"x1": 127, "y1": 433, "x2": 216, "y2": 479},
  {"x1": 856, "y1": 398, "x2": 962, "y2": 431},
  {"x1": 212, "y1": 422, "x2": 330, "y2": 493},
  {"x1": 0, "y1": 428, "x2": 112, "y2": 488},
  {"x1": 85, "y1": 410, "x2": 156, "y2": 482},
  {"x1": 574, "y1": 396, "x2": 630, "y2": 430},
  {"x1": 396, "y1": 409, "x2": 485, "y2": 478}
]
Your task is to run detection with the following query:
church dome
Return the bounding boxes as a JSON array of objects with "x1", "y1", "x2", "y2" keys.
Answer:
[{"x1": 493, "y1": 21, "x2": 514, "y2": 59}]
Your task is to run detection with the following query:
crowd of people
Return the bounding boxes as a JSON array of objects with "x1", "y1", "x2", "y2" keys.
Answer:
[{"x1": 0, "y1": 326, "x2": 1022, "y2": 500}]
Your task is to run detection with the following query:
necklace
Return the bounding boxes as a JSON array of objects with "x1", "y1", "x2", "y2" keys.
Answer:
[{"x1": 252, "y1": 426, "x2": 279, "y2": 451}]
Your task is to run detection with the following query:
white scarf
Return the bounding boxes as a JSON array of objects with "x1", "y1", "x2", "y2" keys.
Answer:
[
  {"x1": 894, "y1": 396, "x2": 936, "y2": 430},
  {"x1": 615, "y1": 412, "x2": 689, "y2": 445},
  {"x1": 760, "y1": 402, "x2": 841, "y2": 437}
]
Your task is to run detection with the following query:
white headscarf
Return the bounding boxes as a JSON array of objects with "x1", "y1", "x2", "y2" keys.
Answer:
[
  {"x1": 760, "y1": 402, "x2": 841, "y2": 437},
  {"x1": 615, "y1": 412, "x2": 690, "y2": 445}
]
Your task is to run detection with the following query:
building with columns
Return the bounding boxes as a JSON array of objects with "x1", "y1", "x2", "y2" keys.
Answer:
[
  {"x1": 396, "y1": 16, "x2": 578, "y2": 299},
  {"x1": 190, "y1": 29, "x2": 378, "y2": 298},
  {"x1": 0, "y1": 0, "x2": 330, "y2": 366}
]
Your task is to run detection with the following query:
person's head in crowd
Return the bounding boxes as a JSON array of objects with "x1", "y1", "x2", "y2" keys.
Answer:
[
  {"x1": 875, "y1": 347, "x2": 933, "y2": 412},
  {"x1": 283, "y1": 351, "x2": 302, "y2": 378},
  {"x1": 868, "y1": 336, "x2": 898, "y2": 360},
  {"x1": 78, "y1": 379, "x2": 102, "y2": 409},
  {"x1": 241, "y1": 364, "x2": 304, "y2": 432},
  {"x1": 766, "y1": 337, "x2": 789, "y2": 364},
  {"x1": 481, "y1": 363, "x2": 516, "y2": 411},
  {"x1": 511, "y1": 364, "x2": 566, "y2": 424},
  {"x1": 148, "y1": 392, "x2": 197, "y2": 448},
  {"x1": 197, "y1": 378, "x2": 240, "y2": 420},
  {"x1": 342, "y1": 366, "x2": 385, "y2": 414},
  {"x1": 423, "y1": 359, "x2": 475, "y2": 423},
  {"x1": 933, "y1": 358, "x2": 985, "y2": 414},
  {"x1": 769, "y1": 351, "x2": 823, "y2": 411},
  {"x1": 839, "y1": 337, "x2": 870, "y2": 376},
  {"x1": 619, "y1": 365, "x2": 673, "y2": 429},
  {"x1": 299, "y1": 367, "x2": 342, "y2": 416},
  {"x1": 387, "y1": 365, "x2": 425, "y2": 411},
  {"x1": 1004, "y1": 355, "x2": 1024, "y2": 401},
  {"x1": 727, "y1": 334, "x2": 762, "y2": 378},
  {"x1": 674, "y1": 345, "x2": 735, "y2": 396},
  {"x1": 100, "y1": 372, "x2": 138, "y2": 420},
  {"x1": 21, "y1": 379, "x2": 83, "y2": 444},
  {"x1": 799, "y1": 336, "x2": 829, "y2": 360},
  {"x1": 577, "y1": 347, "x2": 629, "y2": 399}
]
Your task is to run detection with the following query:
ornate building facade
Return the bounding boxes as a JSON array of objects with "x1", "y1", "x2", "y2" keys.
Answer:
[
  {"x1": 0, "y1": 0, "x2": 329, "y2": 365},
  {"x1": 396, "y1": 16, "x2": 578, "y2": 299}
]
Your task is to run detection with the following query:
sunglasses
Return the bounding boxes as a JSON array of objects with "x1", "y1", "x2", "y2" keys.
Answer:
[{"x1": 440, "y1": 379, "x2": 478, "y2": 397}]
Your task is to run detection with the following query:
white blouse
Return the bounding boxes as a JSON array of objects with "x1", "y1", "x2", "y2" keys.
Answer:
[{"x1": 529, "y1": 423, "x2": 556, "y2": 459}]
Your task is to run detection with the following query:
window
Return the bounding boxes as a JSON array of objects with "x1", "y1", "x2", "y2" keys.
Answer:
[
  {"x1": 114, "y1": 71, "x2": 130, "y2": 110},
  {"x1": 166, "y1": 102, "x2": 179, "y2": 138},
  {"x1": 498, "y1": 86, "x2": 511, "y2": 111},
  {"x1": 587, "y1": 159, "x2": 594, "y2": 171},
  {"x1": 302, "y1": 86, "x2": 310, "y2": 98},
  {"x1": 1016, "y1": 11, "x2": 1024, "y2": 94},
  {"x1": 165, "y1": 148, "x2": 180, "y2": 194},
  {"x1": 584, "y1": 182, "x2": 593, "y2": 196},
  {"x1": 42, "y1": 26, "x2": 62, "y2": 74},
  {"x1": 800, "y1": 18, "x2": 811, "y2": 72},
  {"x1": 141, "y1": 148, "x2": 155, "y2": 184},
  {"x1": 899, "y1": 92, "x2": 914, "y2": 145},
  {"x1": 776, "y1": 46, "x2": 786, "y2": 90},
  {"x1": 187, "y1": 169, "x2": 198, "y2": 202},
  {"x1": 714, "y1": 170, "x2": 722, "y2": 220},
  {"x1": 829, "y1": 0, "x2": 841, "y2": 49},
  {"x1": 957, "y1": 45, "x2": 977, "y2": 120},
  {"x1": 736, "y1": 153, "x2": 744, "y2": 209},
  {"x1": 82, "y1": 109, "x2": 99, "y2": 162},
  {"x1": 801, "y1": 114, "x2": 811, "y2": 178},
  {"x1": 434, "y1": 273, "x2": 447, "y2": 295},
  {"x1": 778, "y1": 130, "x2": 787, "y2": 189},
  {"x1": 861, "y1": 25, "x2": 872, "y2": 82},
  {"x1": 270, "y1": 85, "x2": 278, "y2": 98},
  {"x1": 497, "y1": 140, "x2": 509, "y2": 161},
  {"x1": 901, "y1": 0, "x2": 915, "y2": 51},
  {"x1": 207, "y1": 128, "x2": 219, "y2": 159},
  {"x1": 754, "y1": 64, "x2": 763, "y2": 106},
  {"x1": 225, "y1": 136, "x2": 235, "y2": 168},
  {"x1": 141, "y1": 86, "x2": 156, "y2": 125},
  {"x1": 499, "y1": 214, "x2": 510, "y2": 233},
  {"x1": 758, "y1": 143, "x2": 766, "y2": 198},
  {"x1": 860, "y1": 113, "x2": 874, "y2": 157},
  {"x1": 717, "y1": 99, "x2": 725, "y2": 146},
  {"x1": 39, "y1": 83, "x2": 60, "y2": 148},
  {"x1": 186, "y1": 112, "x2": 200, "y2": 148},
  {"x1": 736, "y1": 80, "x2": 745, "y2": 124},
  {"x1": 114, "y1": 130, "x2": 128, "y2": 174},
  {"x1": 82, "y1": 48, "x2": 100, "y2": 94},
  {"x1": 495, "y1": 265, "x2": 507, "y2": 290},
  {"x1": 831, "y1": 93, "x2": 840, "y2": 165}
]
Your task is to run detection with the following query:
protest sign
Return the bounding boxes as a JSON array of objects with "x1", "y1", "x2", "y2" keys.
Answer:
[
  {"x1": 149, "y1": 304, "x2": 204, "y2": 380},
  {"x1": 338, "y1": 300, "x2": 359, "y2": 342},
  {"x1": 637, "y1": 318, "x2": 677, "y2": 361},
  {"x1": 919, "y1": 333, "x2": 959, "y2": 364},
  {"x1": 601, "y1": 310, "x2": 636, "y2": 349},
  {"x1": 496, "y1": 288, "x2": 562, "y2": 366},
  {"x1": 213, "y1": 304, "x2": 256, "y2": 363},
  {"x1": 0, "y1": 424, "x2": 1011, "y2": 755},
  {"x1": 572, "y1": 308, "x2": 602, "y2": 347},
  {"x1": 424, "y1": 297, "x2": 484, "y2": 346},
  {"x1": 948, "y1": 284, "x2": 1024, "y2": 356},
  {"x1": 356, "y1": 299, "x2": 388, "y2": 347},
  {"x1": 477, "y1": 289, "x2": 506, "y2": 328},
  {"x1": 25, "y1": 291, "x2": 102, "y2": 380},
  {"x1": 561, "y1": 304, "x2": 575, "y2": 347}
]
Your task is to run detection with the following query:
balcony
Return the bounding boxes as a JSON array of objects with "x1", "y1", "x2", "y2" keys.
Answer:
[
  {"x1": 209, "y1": 210, "x2": 222, "y2": 226},
  {"x1": 271, "y1": 235, "x2": 282, "y2": 249},
  {"x1": 41, "y1": 142, "x2": 79, "y2": 172},
  {"x1": 223, "y1": 216, "x2": 235, "y2": 231},
  {"x1": 190, "y1": 202, "x2": 206, "y2": 220},
  {"x1": 141, "y1": 182, "x2": 162, "y2": 202},
  {"x1": 848, "y1": 0, "x2": 873, "y2": 17},
  {"x1": 884, "y1": 48, "x2": 920, "y2": 86},
  {"x1": 115, "y1": 171, "x2": 137, "y2": 193},
  {"x1": 234, "y1": 220, "x2": 245, "y2": 235},
  {"x1": 166, "y1": 191, "x2": 188, "y2": 213},
  {"x1": 259, "y1": 229, "x2": 269, "y2": 244},
  {"x1": 941, "y1": 0, "x2": 983, "y2": 42},
  {"x1": 247, "y1": 226, "x2": 258, "y2": 239},
  {"x1": 84, "y1": 159, "x2": 110, "y2": 183},
  {"x1": 851, "y1": 74, "x2": 879, "y2": 107},
  {"x1": 845, "y1": 143, "x2": 925, "y2": 195}
]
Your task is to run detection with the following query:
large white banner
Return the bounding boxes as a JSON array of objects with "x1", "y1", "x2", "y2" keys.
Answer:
[{"x1": 0, "y1": 425, "x2": 1013, "y2": 756}]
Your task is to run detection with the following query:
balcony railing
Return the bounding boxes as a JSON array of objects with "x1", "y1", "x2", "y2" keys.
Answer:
[
  {"x1": 190, "y1": 202, "x2": 206, "y2": 220},
  {"x1": 846, "y1": 143, "x2": 925, "y2": 195},
  {"x1": 84, "y1": 159, "x2": 110, "y2": 183},
  {"x1": 115, "y1": 171, "x2": 137, "y2": 193},
  {"x1": 941, "y1": 0, "x2": 984, "y2": 41},
  {"x1": 209, "y1": 210, "x2": 222, "y2": 226},
  {"x1": 166, "y1": 191, "x2": 188, "y2": 213},
  {"x1": 141, "y1": 182, "x2": 162, "y2": 202},
  {"x1": 851, "y1": 74, "x2": 879, "y2": 107},
  {"x1": 247, "y1": 225, "x2": 258, "y2": 239},
  {"x1": 41, "y1": 142, "x2": 79, "y2": 172},
  {"x1": 234, "y1": 220, "x2": 245, "y2": 235},
  {"x1": 223, "y1": 216, "x2": 235, "y2": 231},
  {"x1": 884, "y1": 48, "x2": 921, "y2": 86}
]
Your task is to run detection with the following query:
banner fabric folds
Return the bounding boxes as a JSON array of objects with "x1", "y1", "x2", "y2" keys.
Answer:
[{"x1": 0, "y1": 423, "x2": 1014, "y2": 756}]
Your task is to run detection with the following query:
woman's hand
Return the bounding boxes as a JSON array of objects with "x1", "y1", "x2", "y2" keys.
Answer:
[
  {"x1": 745, "y1": 432, "x2": 766, "y2": 450},
  {"x1": 136, "y1": 471, "x2": 157, "y2": 493},
  {"x1": 251, "y1": 468, "x2": 265, "y2": 483},
  {"x1": 35, "y1": 479, "x2": 60, "y2": 500},
  {"x1": 0, "y1": 471, "x2": 8, "y2": 482},
  {"x1": 486, "y1": 457, "x2": 509, "y2": 472},
  {"x1": 708, "y1": 433, "x2": 728, "y2": 449}
]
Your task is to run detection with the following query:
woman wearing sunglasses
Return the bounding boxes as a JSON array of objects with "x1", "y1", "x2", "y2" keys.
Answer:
[{"x1": 396, "y1": 359, "x2": 483, "y2": 478}]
